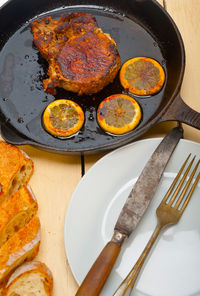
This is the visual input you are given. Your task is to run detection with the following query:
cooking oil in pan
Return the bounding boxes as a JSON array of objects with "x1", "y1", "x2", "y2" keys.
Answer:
[{"x1": 0, "y1": 6, "x2": 166, "y2": 150}]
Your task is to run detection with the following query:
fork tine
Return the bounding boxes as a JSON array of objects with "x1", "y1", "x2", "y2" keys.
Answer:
[
  {"x1": 161, "y1": 154, "x2": 191, "y2": 204},
  {"x1": 167, "y1": 155, "x2": 195, "y2": 206},
  {"x1": 175, "y1": 160, "x2": 200, "y2": 209},
  {"x1": 113, "y1": 154, "x2": 200, "y2": 296},
  {"x1": 179, "y1": 170, "x2": 200, "y2": 214}
]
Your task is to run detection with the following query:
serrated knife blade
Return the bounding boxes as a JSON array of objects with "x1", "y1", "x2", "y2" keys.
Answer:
[{"x1": 76, "y1": 126, "x2": 183, "y2": 296}]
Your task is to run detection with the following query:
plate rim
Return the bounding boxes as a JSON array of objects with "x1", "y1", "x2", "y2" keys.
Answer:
[{"x1": 64, "y1": 137, "x2": 200, "y2": 294}]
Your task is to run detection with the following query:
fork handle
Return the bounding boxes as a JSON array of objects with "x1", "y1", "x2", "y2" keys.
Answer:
[{"x1": 113, "y1": 224, "x2": 162, "y2": 296}]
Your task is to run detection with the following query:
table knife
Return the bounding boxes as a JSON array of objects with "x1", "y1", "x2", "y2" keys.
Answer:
[{"x1": 76, "y1": 126, "x2": 183, "y2": 296}]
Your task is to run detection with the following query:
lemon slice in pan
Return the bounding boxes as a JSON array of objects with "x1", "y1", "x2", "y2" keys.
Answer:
[
  {"x1": 43, "y1": 99, "x2": 84, "y2": 137},
  {"x1": 97, "y1": 94, "x2": 141, "y2": 135},
  {"x1": 120, "y1": 57, "x2": 165, "y2": 96}
]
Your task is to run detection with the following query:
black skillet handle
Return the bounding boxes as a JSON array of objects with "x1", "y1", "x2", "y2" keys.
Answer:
[
  {"x1": 0, "y1": 109, "x2": 6, "y2": 126},
  {"x1": 0, "y1": 107, "x2": 33, "y2": 145},
  {"x1": 159, "y1": 95, "x2": 200, "y2": 129},
  {"x1": 0, "y1": 123, "x2": 33, "y2": 145}
]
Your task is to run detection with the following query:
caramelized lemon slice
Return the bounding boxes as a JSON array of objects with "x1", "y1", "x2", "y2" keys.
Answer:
[
  {"x1": 97, "y1": 94, "x2": 141, "y2": 135},
  {"x1": 43, "y1": 99, "x2": 84, "y2": 137},
  {"x1": 120, "y1": 57, "x2": 165, "y2": 96}
]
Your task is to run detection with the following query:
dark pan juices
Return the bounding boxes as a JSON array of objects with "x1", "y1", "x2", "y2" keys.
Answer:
[{"x1": 0, "y1": 6, "x2": 166, "y2": 152}]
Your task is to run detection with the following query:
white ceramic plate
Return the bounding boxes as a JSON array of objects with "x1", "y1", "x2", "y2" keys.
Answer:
[{"x1": 64, "y1": 138, "x2": 200, "y2": 296}]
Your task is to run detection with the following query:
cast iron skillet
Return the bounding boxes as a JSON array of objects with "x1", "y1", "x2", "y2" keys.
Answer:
[{"x1": 0, "y1": 0, "x2": 200, "y2": 154}]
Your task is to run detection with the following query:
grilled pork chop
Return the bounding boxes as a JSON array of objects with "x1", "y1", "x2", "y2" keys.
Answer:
[{"x1": 31, "y1": 13, "x2": 121, "y2": 95}]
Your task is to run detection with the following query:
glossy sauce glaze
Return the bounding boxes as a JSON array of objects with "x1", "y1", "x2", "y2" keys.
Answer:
[{"x1": 0, "y1": 6, "x2": 166, "y2": 152}]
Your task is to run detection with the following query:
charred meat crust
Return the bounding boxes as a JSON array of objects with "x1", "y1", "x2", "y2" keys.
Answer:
[
  {"x1": 56, "y1": 31, "x2": 119, "y2": 82},
  {"x1": 30, "y1": 13, "x2": 98, "y2": 60},
  {"x1": 31, "y1": 12, "x2": 121, "y2": 95}
]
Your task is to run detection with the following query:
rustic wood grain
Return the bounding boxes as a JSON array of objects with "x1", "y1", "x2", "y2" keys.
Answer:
[
  {"x1": 23, "y1": 146, "x2": 81, "y2": 296},
  {"x1": 0, "y1": 0, "x2": 200, "y2": 295},
  {"x1": 0, "y1": 136, "x2": 81, "y2": 295},
  {"x1": 165, "y1": 0, "x2": 200, "y2": 143}
]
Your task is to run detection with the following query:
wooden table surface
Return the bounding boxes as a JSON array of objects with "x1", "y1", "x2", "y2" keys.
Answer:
[{"x1": 0, "y1": 0, "x2": 200, "y2": 295}]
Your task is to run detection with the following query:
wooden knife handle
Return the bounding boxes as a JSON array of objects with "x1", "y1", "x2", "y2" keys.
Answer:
[{"x1": 75, "y1": 241, "x2": 121, "y2": 296}]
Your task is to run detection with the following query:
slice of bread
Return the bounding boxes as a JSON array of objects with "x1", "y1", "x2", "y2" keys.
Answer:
[
  {"x1": 2, "y1": 261, "x2": 53, "y2": 296},
  {"x1": 0, "y1": 186, "x2": 38, "y2": 248},
  {"x1": 0, "y1": 141, "x2": 34, "y2": 204},
  {"x1": 0, "y1": 216, "x2": 41, "y2": 286}
]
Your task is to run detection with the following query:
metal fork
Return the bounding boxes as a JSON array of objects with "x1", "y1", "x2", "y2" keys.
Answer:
[{"x1": 113, "y1": 154, "x2": 200, "y2": 296}]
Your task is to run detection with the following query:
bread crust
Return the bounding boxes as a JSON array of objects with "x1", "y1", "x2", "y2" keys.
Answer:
[
  {"x1": 0, "y1": 216, "x2": 41, "y2": 285},
  {"x1": 0, "y1": 186, "x2": 38, "y2": 248},
  {"x1": 2, "y1": 261, "x2": 53, "y2": 296},
  {"x1": 0, "y1": 142, "x2": 34, "y2": 204}
]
